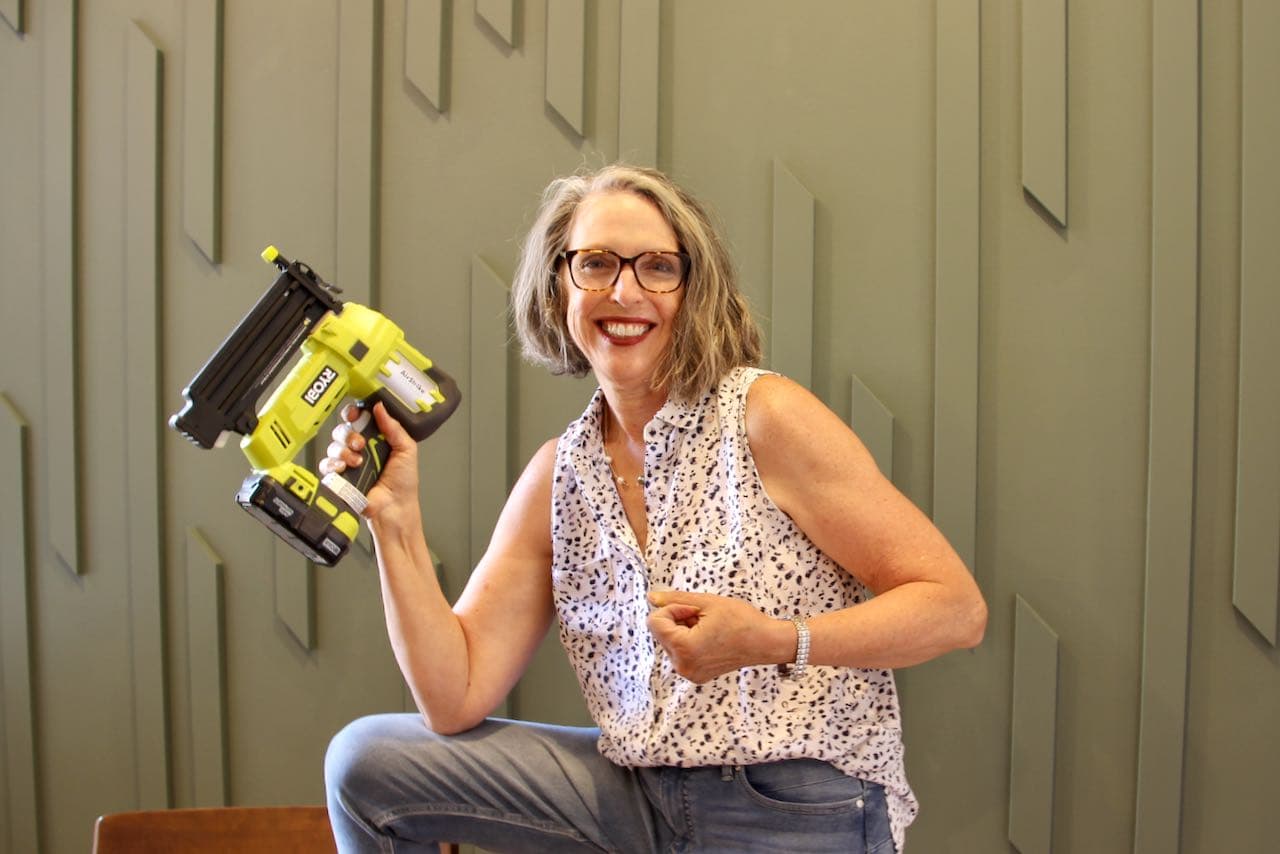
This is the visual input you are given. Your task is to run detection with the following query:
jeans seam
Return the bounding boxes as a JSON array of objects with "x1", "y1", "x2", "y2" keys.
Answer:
[
  {"x1": 338, "y1": 793, "x2": 396, "y2": 854},
  {"x1": 680, "y1": 772, "x2": 694, "y2": 850},
  {"x1": 733, "y1": 771, "x2": 867, "y2": 815},
  {"x1": 759, "y1": 774, "x2": 860, "y2": 795},
  {"x1": 373, "y1": 802, "x2": 594, "y2": 846}
]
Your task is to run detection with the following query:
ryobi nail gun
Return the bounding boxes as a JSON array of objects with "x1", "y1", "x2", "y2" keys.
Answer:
[{"x1": 169, "y1": 246, "x2": 460, "y2": 565}]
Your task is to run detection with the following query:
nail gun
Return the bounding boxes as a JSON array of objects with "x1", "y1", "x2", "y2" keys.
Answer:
[{"x1": 169, "y1": 246, "x2": 461, "y2": 565}]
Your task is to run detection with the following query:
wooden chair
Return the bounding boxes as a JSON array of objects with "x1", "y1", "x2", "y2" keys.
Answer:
[{"x1": 91, "y1": 806, "x2": 461, "y2": 853}]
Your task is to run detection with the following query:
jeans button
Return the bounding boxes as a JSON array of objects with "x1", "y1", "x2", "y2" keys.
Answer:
[{"x1": 856, "y1": 798, "x2": 865, "y2": 809}]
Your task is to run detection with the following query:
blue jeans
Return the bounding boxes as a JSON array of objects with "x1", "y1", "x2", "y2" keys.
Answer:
[{"x1": 325, "y1": 715, "x2": 895, "y2": 853}]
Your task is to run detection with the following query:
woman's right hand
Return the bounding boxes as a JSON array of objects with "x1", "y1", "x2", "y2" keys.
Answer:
[{"x1": 319, "y1": 401, "x2": 422, "y2": 527}]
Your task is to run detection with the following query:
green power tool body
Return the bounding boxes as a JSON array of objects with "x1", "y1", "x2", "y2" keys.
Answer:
[{"x1": 169, "y1": 246, "x2": 460, "y2": 565}]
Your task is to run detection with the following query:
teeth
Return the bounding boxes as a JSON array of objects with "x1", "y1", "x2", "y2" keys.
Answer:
[{"x1": 602, "y1": 321, "x2": 649, "y2": 338}]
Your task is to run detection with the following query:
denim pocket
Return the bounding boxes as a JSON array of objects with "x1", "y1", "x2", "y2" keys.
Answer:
[{"x1": 736, "y1": 759, "x2": 868, "y2": 814}]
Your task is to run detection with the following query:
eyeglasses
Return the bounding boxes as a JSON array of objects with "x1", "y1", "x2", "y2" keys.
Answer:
[{"x1": 561, "y1": 249, "x2": 690, "y2": 294}]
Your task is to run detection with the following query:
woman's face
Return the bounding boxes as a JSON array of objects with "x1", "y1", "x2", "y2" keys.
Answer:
[{"x1": 561, "y1": 191, "x2": 684, "y2": 393}]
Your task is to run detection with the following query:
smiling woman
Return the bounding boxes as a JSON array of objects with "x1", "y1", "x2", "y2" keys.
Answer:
[
  {"x1": 510, "y1": 165, "x2": 762, "y2": 401},
  {"x1": 321, "y1": 164, "x2": 986, "y2": 854},
  {"x1": 559, "y1": 190, "x2": 686, "y2": 401}
]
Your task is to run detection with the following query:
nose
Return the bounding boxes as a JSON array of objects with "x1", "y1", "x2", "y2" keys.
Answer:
[{"x1": 609, "y1": 261, "x2": 645, "y2": 304}]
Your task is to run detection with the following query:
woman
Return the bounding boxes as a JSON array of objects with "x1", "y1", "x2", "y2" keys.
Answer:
[{"x1": 323, "y1": 165, "x2": 987, "y2": 853}]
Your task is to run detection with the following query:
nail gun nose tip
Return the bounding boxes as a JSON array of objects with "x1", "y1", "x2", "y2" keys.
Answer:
[{"x1": 261, "y1": 245, "x2": 280, "y2": 264}]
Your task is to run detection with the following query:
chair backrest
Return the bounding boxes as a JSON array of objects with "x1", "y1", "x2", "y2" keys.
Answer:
[{"x1": 91, "y1": 806, "x2": 337, "y2": 854}]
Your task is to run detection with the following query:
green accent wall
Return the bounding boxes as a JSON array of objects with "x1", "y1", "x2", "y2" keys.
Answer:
[{"x1": 0, "y1": 3, "x2": 1275, "y2": 853}]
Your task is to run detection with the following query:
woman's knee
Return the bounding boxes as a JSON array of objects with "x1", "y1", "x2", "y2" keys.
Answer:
[{"x1": 325, "y1": 713, "x2": 424, "y2": 797}]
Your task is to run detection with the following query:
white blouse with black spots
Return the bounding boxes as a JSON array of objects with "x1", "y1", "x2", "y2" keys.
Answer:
[{"x1": 550, "y1": 366, "x2": 917, "y2": 851}]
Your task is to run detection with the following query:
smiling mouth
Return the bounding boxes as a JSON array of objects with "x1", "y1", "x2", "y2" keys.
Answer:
[{"x1": 599, "y1": 320, "x2": 653, "y2": 339}]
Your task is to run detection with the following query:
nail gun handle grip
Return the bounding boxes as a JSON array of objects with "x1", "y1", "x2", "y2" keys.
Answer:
[{"x1": 337, "y1": 406, "x2": 393, "y2": 505}]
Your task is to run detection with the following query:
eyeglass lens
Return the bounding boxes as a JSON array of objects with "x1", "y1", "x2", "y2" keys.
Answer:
[{"x1": 569, "y1": 250, "x2": 686, "y2": 293}]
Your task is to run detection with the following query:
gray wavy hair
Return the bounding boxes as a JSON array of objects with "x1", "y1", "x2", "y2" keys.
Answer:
[{"x1": 510, "y1": 164, "x2": 762, "y2": 401}]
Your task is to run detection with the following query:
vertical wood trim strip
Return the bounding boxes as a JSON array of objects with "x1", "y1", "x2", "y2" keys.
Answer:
[
  {"x1": 770, "y1": 159, "x2": 815, "y2": 390},
  {"x1": 405, "y1": 0, "x2": 448, "y2": 112},
  {"x1": 1009, "y1": 595, "x2": 1060, "y2": 854},
  {"x1": 469, "y1": 257, "x2": 510, "y2": 570},
  {"x1": 125, "y1": 20, "x2": 171, "y2": 809},
  {"x1": 44, "y1": 0, "x2": 81, "y2": 574},
  {"x1": 618, "y1": 0, "x2": 659, "y2": 167},
  {"x1": 186, "y1": 528, "x2": 228, "y2": 807},
  {"x1": 476, "y1": 0, "x2": 516, "y2": 46},
  {"x1": 933, "y1": 0, "x2": 980, "y2": 571},
  {"x1": 182, "y1": 0, "x2": 223, "y2": 263},
  {"x1": 339, "y1": 0, "x2": 383, "y2": 556},
  {"x1": 545, "y1": 0, "x2": 586, "y2": 134},
  {"x1": 0, "y1": 0, "x2": 23, "y2": 34},
  {"x1": 337, "y1": 0, "x2": 381, "y2": 309},
  {"x1": 1021, "y1": 0, "x2": 1068, "y2": 226},
  {"x1": 0, "y1": 394, "x2": 38, "y2": 854},
  {"x1": 850, "y1": 376, "x2": 894, "y2": 483},
  {"x1": 1133, "y1": 3, "x2": 1199, "y2": 851},
  {"x1": 275, "y1": 538, "x2": 315, "y2": 650},
  {"x1": 1232, "y1": 0, "x2": 1280, "y2": 646}
]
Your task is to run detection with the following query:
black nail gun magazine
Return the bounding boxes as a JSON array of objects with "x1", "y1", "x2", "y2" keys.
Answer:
[{"x1": 169, "y1": 246, "x2": 461, "y2": 565}]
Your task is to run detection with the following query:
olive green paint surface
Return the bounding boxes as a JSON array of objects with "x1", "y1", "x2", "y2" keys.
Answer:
[
  {"x1": 1009, "y1": 596, "x2": 1059, "y2": 854},
  {"x1": 0, "y1": 394, "x2": 38, "y2": 854},
  {"x1": 850, "y1": 375, "x2": 894, "y2": 483},
  {"x1": 405, "y1": 0, "x2": 448, "y2": 112},
  {"x1": 1021, "y1": 0, "x2": 1068, "y2": 225},
  {"x1": 469, "y1": 256, "x2": 510, "y2": 571},
  {"x1": 933, "y1": 0, "x2": 980, "y2": 573},
  {"x1": 43, "y1": 0, "x2": 81, "y2": 576},
  {"x1": 0, "y1": 0, "x2": 21, "y2": 33},
  {"x1": 1133, "y1": 1, "x2": 1200, "y2": 851},
  {"x1": 182, "y1": 0, "x2": 222, "y2": 263},
  {"x1": 187, "y1": 529, "x2": 227, "y2": 808},
  {"x1": 769, "y1": 159, "x2": 815, "y2": 390},
  {"x1": 2, "y1": 3, "x2": 1278, "y2": 853},
  {"x1": 124, "y1": 18, "x2": 170, "y2": 810},
  {"x1": 1233, "y1": 0, "x2": 1280, "y2": 646}
]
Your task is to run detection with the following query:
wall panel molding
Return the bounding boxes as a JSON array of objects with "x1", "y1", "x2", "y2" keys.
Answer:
[
  {"x1": 1232, "y1": 0, "x2": 1280, "y2": 646},
  {"x1": 618, "y1": 0, "x2": 659, "y2": 167},
  {"x1": 275, "y1": 538, "x2": 315, "y2": 651},
  {"x1": 476, "y1": 0, "x2": 516, "y2": 47},
  {"x1": 339, "y1": 0, "x2": 383, "y2": 557},
  {"x1": 337, "y1": 0, "x2": 382, "y2": 309},
  {"x1": 44, "y1": 0, "x2": 81, "y2": 574},
  {"x1": 770, "y1": 159, "x2": 815, "y2": 389},
  {"x1": 1021, "y1": 0, "x2": 1068, "y2": 226},
  {"x1": 1009, "y1": 595, "x2": 1060, "y2": 854},
  {"x1": 182, "y1": 0, "x2": 223, "y2": 263},
  {"x1": 469, "y1": 256, "x2": 510, "y2": 570},
  {"x1": 405, "y1": 0, "x2": 449, "y2": 113},
  {"x1": 545, "y1": 0, "x2": 586, "y2": 134},
  {"x1": 0, "y1": 394, "x2": 38, "y2": 854},
  {"x1": 186, "y1": 529, "x2": 228, "y2": 807},
  {"x1": 933, "y1": 0, "x2": 980, "y2": 571},
  {"x1": 125, "y1": 19, "x2": 171, "y2": 809},
  {"x1": 1133, "y1": 2, "x2": 1199, "y2": 851},
  {"x1": 1, "y1": 0, "x2": 22, "y2": 34},
  {"x1": 850, "y1": 375, "x2": 895, "y2": 483}
]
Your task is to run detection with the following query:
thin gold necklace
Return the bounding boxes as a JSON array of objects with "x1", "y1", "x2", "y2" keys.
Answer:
[{"x1": 602, "y1": 406, "x2": 647, "y2": 489}]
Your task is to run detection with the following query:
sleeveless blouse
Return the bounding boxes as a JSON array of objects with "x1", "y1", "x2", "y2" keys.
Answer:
[{"x1": 550, "y1": 367, "x2": 916, "y2": 850}]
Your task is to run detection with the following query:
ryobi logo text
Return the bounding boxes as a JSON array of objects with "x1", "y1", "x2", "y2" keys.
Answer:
[{"x1": 303, "y1": 366, "x2": 339, "y2": 405}]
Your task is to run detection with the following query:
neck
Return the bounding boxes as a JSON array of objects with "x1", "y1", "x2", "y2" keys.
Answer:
[
  {"x1": 600, "y1": 393, "x2": 656, "y2": 491},
  {"x1": 600, "y1": 382, "x2": 666, "y2": 444}
]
